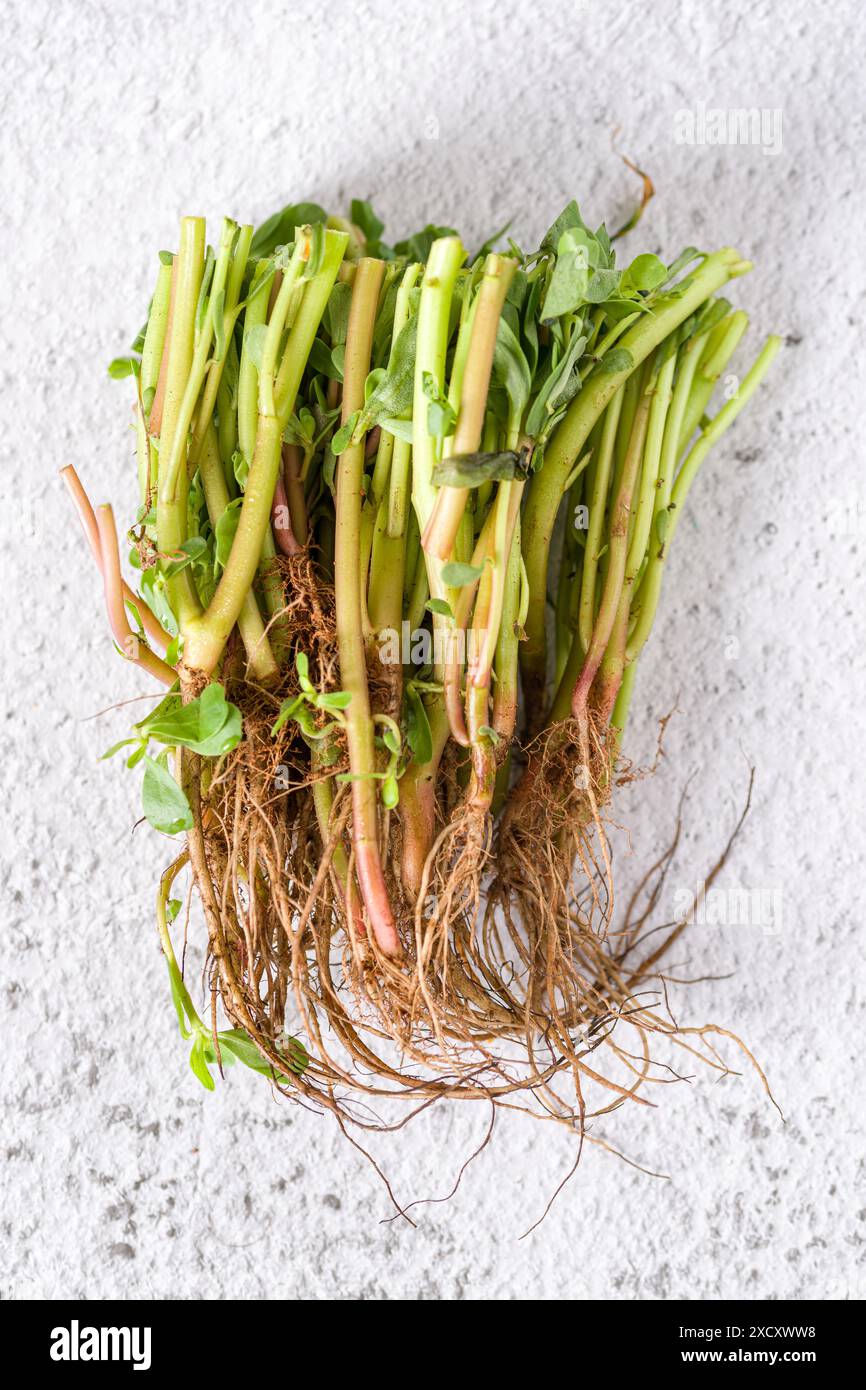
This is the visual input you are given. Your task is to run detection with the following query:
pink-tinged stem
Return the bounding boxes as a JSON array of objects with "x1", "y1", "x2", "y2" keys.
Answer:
[
  {"x1": 61, "y1": 465, "x2": 172, "y2": 655},
  {"x1": 442, "y1": 524, "x2": 491, "y2": 748},
  {"x1": 94, "y1": 504, "x2": 176, "y2": 686},
  {"x1": 271, "y1": 472, "x2": 302, "y2": 556},
  {"x1": 364, "y1": 426, "x2": 381, "y2": 461},
  {"x1": 334, "y1": 256, "x2": 400, "y2": 957},
  {"x1": 282, "y1": 444, "x2": 308, "y2": 546}
]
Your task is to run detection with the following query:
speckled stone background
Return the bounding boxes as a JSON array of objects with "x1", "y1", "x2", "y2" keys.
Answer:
[{"x1": 1, "y1": 0, "x2": 863, "y2": 1302}]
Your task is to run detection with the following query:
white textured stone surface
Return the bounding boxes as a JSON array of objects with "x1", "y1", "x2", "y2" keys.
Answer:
[{"x1": 1, "y1": 0, "x2": 864, "y2": 1302}]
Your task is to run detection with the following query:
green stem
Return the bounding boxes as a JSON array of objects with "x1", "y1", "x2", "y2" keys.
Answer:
[
  {"x1": 182, "y1": 229, "x2": 347, "y2": 675},
  {"x1": 137, "y1": 258, "x2": 173, "y2": 503},
  {"x1": 678, "y1": 309, "x2": 749, "y2": 454},
  {"x1": 411, "y1": 236, "x2": 465, "y2": 535},
  {"x1": 520, "y1": 246, "x2": 753, "y2": 713},
  {"x1": 156, "y1": 216, "x2": 206, "y2": 629},
  {"x1": 626, "y1": 334, "x2": 781, "y2": 662},
  {"x1": 422, "y1": 254, "x2": 516, "y2": 560},
  {"x1": 492, "y1": 512, "x2": 522, "y2": 742},
  {"x1": 578, "y1": 386, "x2": 623, "y2": 654},
  {"x1": 625, "y1": 353, "x2": 675, "y2": 583},
  {"x1": 572, "y1": 359, "x2": 654, "y2": 717},
  {"x1": 197, "y1": 423, "x2": 279, "y2": 682}
]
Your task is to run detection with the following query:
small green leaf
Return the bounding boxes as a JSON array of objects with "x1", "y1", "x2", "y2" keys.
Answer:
[
  {"x1": 107, "y1": 356, "x2": 140, "y2": 380},
  {"x1": 379, "y1": 417, "x2": 414, "y2": 444},
  {"x1": 351, "y1": 198, "x2": 385, "y2": 243},
  {"x1": 584, "y1": 267, "x2": 621, "y2": 303},
  {"x1": 382, "y1": 726, "x2": 401, "y2": 756},
  {"x1": 427, "y1": 397, "x2": 456, "y2": 439},
  {"x1": 425, "y1": 598, "x2": 454, "y2": 619},
  {"x1": 356, "y1": 315, "x2": 419, "y2": 434},
  {"x1": 432, "y1": 450, "x2": 527, "y2": 488},
  {"x1": 324, "y1": 281, "x2": 353, "y2": 346},
  {"x1": 317, "y1": 690, "x2": 352, "y2": 710},
  {"x1": 331, "y1": 410, "x2": 360, "y2": 455},
  {"x1": 271, "y1": 695, "x2": 305, "y2": 736},
  {"x1": 100, "y1": 737, "x2": 142, "y2": 761},
  {"x1": 478, "y1": 724, "x2": 500, "y2": 744},
  {"x1": 541, "y1": 200, "x2": 587, "y2": 254},
  {"x1": 589, "y1": 347, "x2": 634, "y2": 378},
  {"x1": 624, "y1": 253, "x2": 667, "y2": 293},
  {"x1": 140, "y1": 568, "x2": 179, "y2": 638},
  {"x1": 441, "y1": 560, "x2": 483, "y2": 587},
  {"x1": 212, "y1": 287, "x2": 226, "y2": 360},
  {"x1": 394, "y1": 223, "x2": 459, "y2": 263},
  {"x1": 232, "y1": 449, "x2": 249, "y2": 491},
  {"x1": 136, "y1": 684, "x2": 242, "y2": 757},
  {"x1": 165, "y1": 956, "x2": 194, "y2": 1039},
  {"x1": 250, "y1": 201, "x2": 328, "y2": 260},
  {"x1": 189, "y1": 1034, "x2": 215, "y2": 1091},
  {"x1": 219, "y1": 1027, "x2": 308, "y2": 1077},
  {"x1": 302, "y1": 221, "x2": 326, "y2": 280},
  {"x1": 244, "y1": 322, "x2": 269, "y2": 370},
  {"x1": 540, "y1": 229, "x2": 590, "y2": 321},
  {"x1": 381, "y1": 775, "x2": 399, "y2": 809},
  {"x1": 214, "y1": 497, "x2": 243, "y2": 571},
  {"x1": 405, "y1": 686, "x2": 433, "y2": 766},
  {"x1": 492, "y1": 317, "x2": 532, "y2": 425},
  {"x1": 163, "y1": 535, "x2": 209, "y2": 578},
  {"x1": 141, "y1": 755, "x2": 193, "y2": 834}
]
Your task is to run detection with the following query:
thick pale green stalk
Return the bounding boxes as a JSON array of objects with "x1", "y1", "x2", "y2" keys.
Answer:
[
  {"x1": 233, "y1": 258, "x2": 290, "y2": 636},
  {"x1": 422, "y1": 254, "x2": 516, "y2": 560},
  {"x1": 136, "y1": 259, "x2": 173, "y2": 502},
  {"x1": 368, "y1": 501, "x2": 406, "y2": 637},
  {"x1": 492, "y1": 513, "x2": 522, "y2": 741},
  {"x1": 334, "y1": 256, "x2": 400, "y2": 957},
  {"x1": 197, "y1": 423, "x2": 278, "y2": 683},
  {"x1": 578, "y1": 386, "x2": 624, "y2": 654},
  {"x1": 159, "y1": 218, "x2": 236, "y2": 507},
  {"x1": 386, "y1": 436, "x2": 412, "y2": 537},
  {"x1": 376, "y1": 261, "x2": 421, "y2": 524},
  {"x1": 183, "y1": 230, "x2": 347, "y2": 674},
  {"x1": 156, "y1": 216, "x2": 206, "y2": 629},
  {"x1": 411, "y1": 237, "x2": 465, "y2": 534},
  {"x1": 399, "y1": 700, "x2": 450, "y2": 902},
  {"x1": 189, "y1": 224, "x2": 253, "y2": 467},
  {"x1": 520, "y1": 247, "x2": 753, "y2": 711},
  {"x1": 237, "y1": 260, "x2": 270, "y2": 464},
  {"x1": 625, "y1": 354, "x2": 675, "y2": 582},
  {"x1": 610, "y1": 656, "x2": 637, "y2": 734},
  {"x1": 468, "y1": 477, "x2": 523, "y2": 691}
]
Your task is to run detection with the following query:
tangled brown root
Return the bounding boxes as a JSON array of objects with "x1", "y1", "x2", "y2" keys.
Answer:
[{"x1": 173, "y1": 581, "x2": 773, "y2": 1177}]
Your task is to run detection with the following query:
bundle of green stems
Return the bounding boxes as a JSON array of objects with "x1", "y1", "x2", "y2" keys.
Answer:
[{"x1": 64, "y1": 196, "x2": 779, "y2": 1103}]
